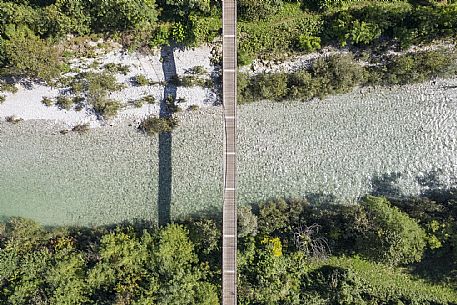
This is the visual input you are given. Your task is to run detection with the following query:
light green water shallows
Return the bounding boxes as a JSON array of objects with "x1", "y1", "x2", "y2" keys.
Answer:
[{"x1": 1, "y1": 80, "x2": 457, "y2": 226}]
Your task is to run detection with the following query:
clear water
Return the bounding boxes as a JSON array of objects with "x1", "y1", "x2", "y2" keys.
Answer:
[{"x1": 1, "y1": 79, "x2": 457, "y2": 226}]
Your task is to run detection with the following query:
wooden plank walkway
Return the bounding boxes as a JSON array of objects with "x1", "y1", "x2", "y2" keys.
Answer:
[{"x1": 222, "y1": 0, "x2": 237, "y2": 304}]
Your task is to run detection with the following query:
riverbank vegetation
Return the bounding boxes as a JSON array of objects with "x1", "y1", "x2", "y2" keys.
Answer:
[
  {"x1": 238, "y1": 48, "x2": 457, "y2": 103},
  {"x1": 1, "y1": 0, "x2": 457, "y2": 80},
  {"x1": 0, "y1": 192, "x2": 456, "y2": 304}
]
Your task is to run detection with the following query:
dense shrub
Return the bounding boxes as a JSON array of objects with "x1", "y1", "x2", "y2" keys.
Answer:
[
  {"x1": 0, "y1": 2, "x2": 40, "y2": 36},
  {"x1": 40, "y1": 0, "x2": 91, "y2": 37},
  {"x1": 138, "y1": 116, "x2": 178, "y2": 135},
  {"x1": 90, "y1": 0, "x2": 158, "y2": 31},
  {"x1": 250, "y1": 72, "x2": 289, "y2": 101},
  {"x1": 239, "y1": 54, "x2": 365, "y2": 103},
  {"x1": 296, "y1": 35, "x2": 321, "y2": 52},
  {"x1": 64, "y1": 72, "x2": 124, "y2": 118},
  {"x1": 357, "y1": 196, "x2": 427, "y2": 266},
  {"x1": 238, "y1": 206, "x2": 258, "y2": 238},
  {"x1": 378, "y1": 50, "x2": 457, "y2": 85},
  {"x1": 1, "y1": 25, "x2": 62, "y2": 81},
  {"x1": 91, "y1": 97, "x2": 121, "y2": 118},
  {"x1": 55, "y1": 95, "x2": 74, "y2": 110},
  {"x1": 310, "y1": 54, "x2": 365, "y2": 96},
  {"x1": 188, "y1": 14, "x2": 221, "y2": 46},
  {"x1": 132, "y1": 74, "x2": 150, "y2": 86},
  {"x1": 237, "y1": 0, "x2": 283, "y2": 21},
  {"x1": 161, "y1": 0, "x2": 211, "y2": 17},
  {"x1": 238, "y1": 5, "x2": 323, "y2": 65},
  {"x1": 239, "y1": 49, "x2": 457, "y2": 104},
  {"x1": 302, "y1": 256, "x2": 457, "y2": 304}
]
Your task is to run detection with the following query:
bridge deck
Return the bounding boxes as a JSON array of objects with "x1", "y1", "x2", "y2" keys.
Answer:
[{"x1": 222, "y1": 0, "x2": 237, "y2": 304}]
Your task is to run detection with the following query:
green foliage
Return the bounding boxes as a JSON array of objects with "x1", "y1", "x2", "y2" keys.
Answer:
[
  {"x1": 186, "y1": 219, "x2": 220, "y2": 257},
  {"x1": 103, "y1": 63, "x2": 131, "y2": 75},
  {"x1": 46, "y1": 237, "x2": 90, "y2": 305},
  {"x1": 257, "y1": 198, "x2": 306, "y2": 237},
  {"x1": 0, "y1": 81, "x2": 18, "y2": 93},
  {"x1": 55, "y1": 95, "x2": 74, "y2": 110},
  {"x1": 1, "y1": 218, "x2": 48, "y2": 252},
  {"x1": 261, "y1": 236, "x2": 283, "y2": 257},
  {"x1": 357, "y1": 196, "x2": 427, "y2": 266},
  {"x1": 90, "y1": 0, "x2": 158, "y2": 31},
  {"x1": 239, "y1": 54, "x2": 365, "y2": 103},
  {"x1": 324, "y1": 2, "x2": 457, "y2": 48},
  {"x1": 92, "y1": 97, "x2": 121, "y2": 119},
  {"x1": 303, "y1": 256, "x2": 457, "y2": 304},
  {"x1": 2, "y1": 25, "x2": 62, "y2": 81},
  {"x1": 187, "y1": 65, "x2": 207, "y2": 75},
  {"x1": 0, "y1": 205, "x2": 455, "y2": 305},
  {"x1": 162, "y1": 0, "x2": 211, "y2": 17},
  {"x1": 188, "y1": 14, "x2": 221, "y2": 46},
  {"x1": 379, "y1": 50, "x2": 457, "y2": 85},
  {"x1": 142, "y1": 95, "x2": 156, "y2": 104},
  {"x1": 171, "y1": 22, "x2": 186, "y2": 43},
  {"x1": 238, "y1": 206, "x2": 258, "y2": 238},
  {"x1": 238, "y1": 4, "x2": 323, "y2": 65},
  {"x1": 179, "y1": 75, "x2": 207, "y2": 87},
  {"x1": 138, "y1": 116, "x2": 178, "y2": 135},
  {"x1": 157, "y1": 224, "x2": 196, "y2": 273},
  {"x1": 41, "y1": 96, "x2": 53, "y2": 106},
  {"x1": 0, "y1": 218, "x2": 219, "y2": 304},
  {"x1": 238, "y1": 0, "x2": 283, "y2": 21},
  {"x1": 40, "y1": 0, "x2": 91, "y2": 37},
  {"x1": 0, "y1": 2, "x2": 40, "y2": 37},
  {"x1": 296, "y1": 35, "x2": 321, "y2": 52},
  {"x1": 239, "y1": 49, "x2": 457, "y2": 104},
  {"x1": 68, "y1": 72, "x2": 124, "y2": 118},
  {"x1": 133, "y1": 74, "x2": 150, "y2": 86},
  {"x1": 311, "y1": 54, "x2": 365, "y2": 96},
  {"x1": 238, "y1": 238, "x2": 306, "y2": 304},
  {"x1": 307, "y1": 0, "x2": 347, "y2": 11},
  {"x1": 252, "y1": 72, "x2": 289, "y2": 101},
  {"x1": 149, "y1": 23, "x2": 172, "y2": 47}
]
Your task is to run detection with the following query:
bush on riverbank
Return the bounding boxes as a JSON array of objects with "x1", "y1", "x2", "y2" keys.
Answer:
[
  {"x1": 238, "y1": 48, "x2": 457, "y2": 103},
  {"x1": 138, "y1": 116, "x2": 178, "y2": 135},
  {"x1": 0, "y1": 193, "x2": 456, "y2": 304}
]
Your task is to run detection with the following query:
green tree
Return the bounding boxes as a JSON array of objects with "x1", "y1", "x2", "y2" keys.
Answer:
[
  {"x1": 40, "y1": 0, "x2": 91, "y2": 37},
  {"x1": 155, "y1": 224, "x2": 219, "y2": 305},
  {"x1": 238, "y1": 206, "x2": 258, "y2": 238},
  {"x1": 356, "y1": 196, "x2": 427, "y2": 266},
  {"x1": 2, "y1": 25, "x2": 62, "y2": 81}
]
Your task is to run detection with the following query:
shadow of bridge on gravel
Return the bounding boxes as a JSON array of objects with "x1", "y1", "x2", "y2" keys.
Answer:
[{"x1": 157, "y1": 45, "x2": 177, "y2": 226}]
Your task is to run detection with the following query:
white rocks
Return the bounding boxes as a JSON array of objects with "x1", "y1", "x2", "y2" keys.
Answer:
[{"x1": 0, "y1": 45, "x2": 216, "y2": 128}]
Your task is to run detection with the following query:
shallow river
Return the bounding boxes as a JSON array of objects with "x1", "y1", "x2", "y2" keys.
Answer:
[{"x1": 1, "y1": 79, "x2": 457, "y2": 226}]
